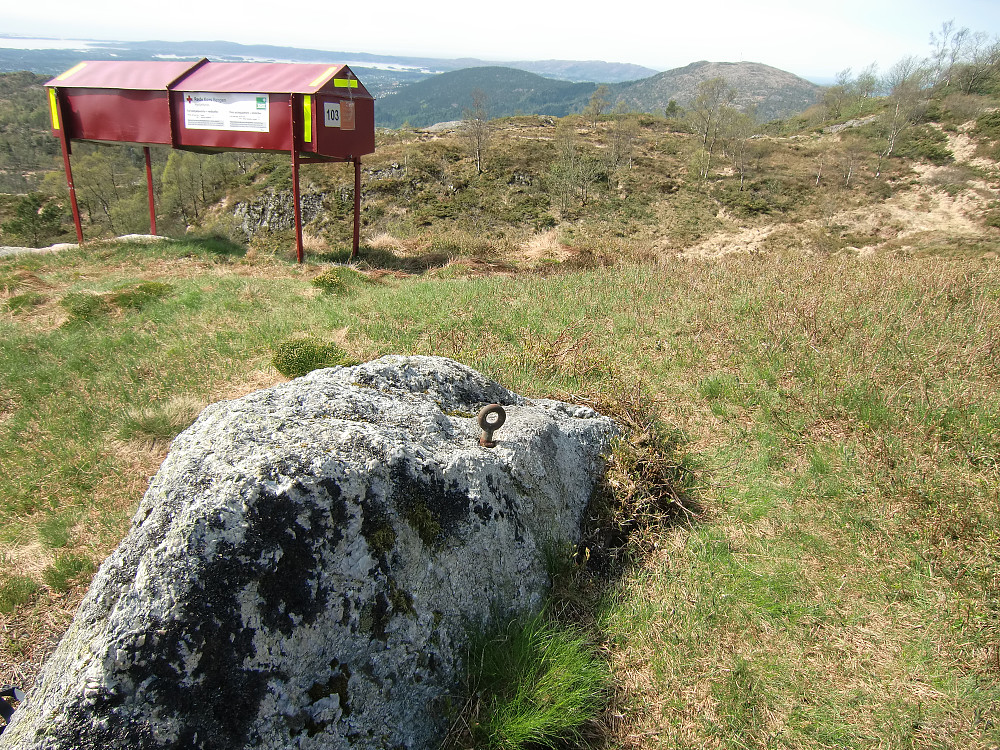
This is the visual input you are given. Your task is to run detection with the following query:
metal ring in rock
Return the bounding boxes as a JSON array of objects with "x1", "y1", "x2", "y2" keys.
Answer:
[{"x1": 478, "y1": 404, "x2": 506, "y2": 447}]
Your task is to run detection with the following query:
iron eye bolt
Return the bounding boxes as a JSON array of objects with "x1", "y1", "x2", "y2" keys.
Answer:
[{"x1": 478, "y1": 404, "x2": 506, "y2": 448}]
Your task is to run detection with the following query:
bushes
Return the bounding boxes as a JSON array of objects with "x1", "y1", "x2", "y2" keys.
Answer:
[
  {"x1": 895, "y1": 125, "x2": 953, "y2": 165},
  {"x1": 974, "y1": 110, "x2": 1000, "y2": 142}
]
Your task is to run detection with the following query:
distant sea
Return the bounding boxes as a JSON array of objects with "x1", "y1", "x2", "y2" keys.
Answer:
[{"x1": 0, "y1": 37, "x2": 103, "y2": 50}]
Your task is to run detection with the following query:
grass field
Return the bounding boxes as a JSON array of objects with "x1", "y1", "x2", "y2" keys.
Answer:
[{"x1": 1, "y1": 235, "x2": 997, "y2": 747}]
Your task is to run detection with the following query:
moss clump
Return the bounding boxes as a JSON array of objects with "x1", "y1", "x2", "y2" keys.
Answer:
[
  {"x1": 404, "y1": 501, "x2": 442, "y2": 547},
  {"x1": 388, "y1": 577, "x2": 415, "y2": 616},
  {"x1": 6, "y1": 291, "x2": 45, "y2": 313},
  {"x1": 367, "y1": 523, "x2": 397, "y2": 556},
  {"x1": 271, "y1": 338, "x2": 357, "y2": 378},
  {"x1": 311, "y1": 267, "x2": 375, "y2": 295},
  {"x1": 60, "y1": 292, "x2": 111, "y2": 324},
  {"x1": 109, "y1": 281, "x2": 174, "y2": 310}
]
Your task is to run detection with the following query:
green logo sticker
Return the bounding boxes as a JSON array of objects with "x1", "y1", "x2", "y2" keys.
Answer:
[{"x1": 256, "y1": 97, "x2": 267, "y2": 110}]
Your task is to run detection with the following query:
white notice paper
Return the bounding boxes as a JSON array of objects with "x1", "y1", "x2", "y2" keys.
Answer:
[{"x1": 183, "y1": 92, "x2": 270, "y2": 132}]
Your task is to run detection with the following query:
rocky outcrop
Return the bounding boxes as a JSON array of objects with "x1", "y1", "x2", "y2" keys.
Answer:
[
  {"x1": 232, "y1": 190, "x2": 327, "y2": 240},
  {"x1": 2, "y1": 356, "x2": 617, "y2": 750}
]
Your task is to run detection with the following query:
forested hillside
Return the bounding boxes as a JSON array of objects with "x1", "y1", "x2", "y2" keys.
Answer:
[
  {"x1": 376, "y1": 66, "x2": 599, "y2": 128},
  {"x1": 375, "y1": 60, "x2": 820, "y2": 128}
]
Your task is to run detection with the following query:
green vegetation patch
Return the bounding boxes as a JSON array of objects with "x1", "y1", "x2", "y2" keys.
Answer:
[
  {"x1": 109, "y1": 281, "x2": 174, "y2": 310},
  {"x1": 58, "y1": 281, "x2": 173, "y2": 324},
  {"x1": 271, "y1": 337, "x2": 356, "y2": 378},
  {"x1": 895, "y1": 125, "x2": 953, "y2": 165},
  {"x1": 5, "y1": 291, "x2": 45, "y2": 313},
  {"x1": 974, "y1": 110, "x2": 1000, "y2": 142},
  {"x1": 59, "y1": 291, "x2": 112, "y2": 323},
  {"x1": 119, "y1": 395, "x2": 204, "y2": 446},
  {"x1": 311, "y1": 266, "x2": 376, "y2": 294},
  {"x1": 0, "y1": 574, "x2": 40, "y2": 614},
  {"x1": 42, "y1": 552, "x2": 95, "y2": 593},
  {"x1": 457, "y1": 612, "x2": 608, "y2": 750}
]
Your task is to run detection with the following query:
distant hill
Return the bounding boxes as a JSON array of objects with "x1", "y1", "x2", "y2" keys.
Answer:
[
  {"x1": 500, "y1": 59, "x2": 657, "y2": 83},
  {"x1": 616, "y1": 61, "x2": 821, "y2": 122},
  {"x1": 376, "y1": 67, "x2": 597, "y2": 128},
  {"x1": 376, "y1": 61, "x2": 822, "y2": 128}
]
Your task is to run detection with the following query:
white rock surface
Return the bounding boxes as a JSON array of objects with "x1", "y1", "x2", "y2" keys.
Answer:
[{"x1": 2, "y1": 356, "x2": 617, "y2": 750}]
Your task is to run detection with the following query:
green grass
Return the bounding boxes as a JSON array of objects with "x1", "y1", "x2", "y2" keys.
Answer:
[
  {"x1": 457, "y1": 611, "x2": 608, "y2": 750},
  {"x1": 0, "y1": 575, "x2": 39, "y2": 614},
  {"x1": 1, "y1": 237, "x2": 999, "y2": 748}
]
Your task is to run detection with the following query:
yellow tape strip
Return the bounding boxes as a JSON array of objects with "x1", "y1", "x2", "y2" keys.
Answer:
[
  {"x1": 55, "y1": 62, "x2": 87, "y2": 81},
  {"x1": 303, "y1": 95, "x2": 312, "y2": 143},
  {"x1": 308, "y1": 66, "x2": 338, "y2": 88},
  {"x1": 333, "y1": 79, "x2": 358, "y2": 88},
  {"x1": 48, "y1": 89, "x2": 60, "y2": 130}
]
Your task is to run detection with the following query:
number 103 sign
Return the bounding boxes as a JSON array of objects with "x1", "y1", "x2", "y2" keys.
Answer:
[{"x1": 324, "y1": 101, "x2": 356, "y2": 130}]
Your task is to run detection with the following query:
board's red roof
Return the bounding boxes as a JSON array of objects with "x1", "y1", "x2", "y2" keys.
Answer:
[
  {"x1": 46, "y1": 60, "x2": 206, "y2": 90},
  {"x1": 175, "y1": 62, "x2": 353, "y2": 94},
  {"x1": 48, "y1": 60, "x2": 371, "y2": 97}
]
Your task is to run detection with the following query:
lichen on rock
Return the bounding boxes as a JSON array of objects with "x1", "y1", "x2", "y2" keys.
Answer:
[{"x1": 2, "y1": 355, "x2": 617, "y2": 750}]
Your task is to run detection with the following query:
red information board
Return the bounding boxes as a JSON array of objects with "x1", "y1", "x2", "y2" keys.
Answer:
[{"x1": 47, "y1": 60, "x2": 376, "y2": 261}]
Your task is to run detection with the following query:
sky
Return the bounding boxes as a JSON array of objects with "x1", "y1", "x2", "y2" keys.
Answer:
[{"x1": 4, "y1": 0, "x2": 1000, "y2": 82}]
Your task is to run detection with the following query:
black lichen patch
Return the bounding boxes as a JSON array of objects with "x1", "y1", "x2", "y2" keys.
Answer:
[
  {"x1": 49, "y1": 536, "x2": 275, "y2": 749},
  {"x1": 47, "y1": 477, "x2": 353, "y2": 749},
  {"x1": 298, "y1": 659, "x2": 353, "y2": 738},
  {"x1": 318, "y1": 477, "x2": 349, "y2": 547},
  {"x1": 251, "y1": 485, "x2": 330, "y2": 636},
  {"x1": 307, "y1": 659, "x2": 352, "y2": 716},
  {"x1": 390, "y1": 465, "x2": 471, "y2": 547},
  {"x1": 359, "y1": 500, "x2": 396, "y2": 572}
]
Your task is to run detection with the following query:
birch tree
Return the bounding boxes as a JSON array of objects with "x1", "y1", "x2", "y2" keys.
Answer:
[
  {"x1": 462, "y1": 89, "x2": 492, "y2": 174},
  {"x1": 875, "y1": 57, "x2": 929, "y2": 178},
  {"x1": 688, "y1": 78, "x2": 737, "y2": 178}
]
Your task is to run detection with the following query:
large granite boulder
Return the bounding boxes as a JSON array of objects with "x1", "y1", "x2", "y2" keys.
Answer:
[{"x1": 2, "y1": 356, "x2": 617, "y2": 750}]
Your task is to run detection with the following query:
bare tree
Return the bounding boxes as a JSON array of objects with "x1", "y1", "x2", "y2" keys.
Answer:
[
  {"x1": 462, "y1": 89, "x2": 492, "y2": 174},
  {"x1": 875, "y1": 57, "x2": 929, "y2": 178},
  {"x1": 853, "y1": 63, "x2": 879, "y2": 111},
  {"x1": 823, "y1": 68, "x2": 853, "y2": 120},
  {"x1": 607, "y1": 103, "x2": 639, "y2": 171},
  {"x1": 550, "y1": 122, "x2": 602, "y2": 208},
  {"x1": 720, "y1": 108, "x2": 757, "y2": 190},
  {"x1": 929, "y1": 20, "x2": 976, "y2": 87},
  {"x1": 954, "y1": 34, "x2": 1000, "y2": 94},
  {"x1": 688, "y1": 77, "x2": 737, "y2": 178},
  {"x1": 840, "y1": 135, "x2": 867, "y2": 187},
  {"x1": 929, "y1": 20, "x2": 959, "y2": 83}
]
